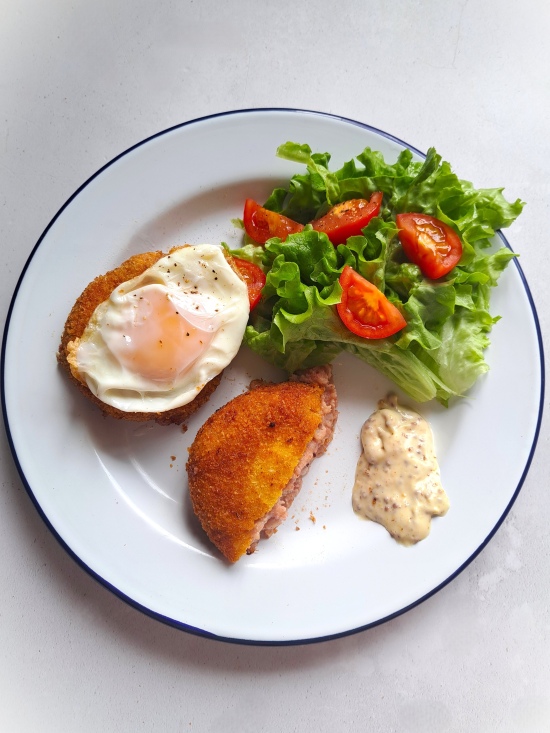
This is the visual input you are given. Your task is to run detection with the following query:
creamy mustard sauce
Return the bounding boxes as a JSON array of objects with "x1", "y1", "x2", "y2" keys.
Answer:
[{"x1": 352, "y1": 395, "x2": 449, "y2": 545}]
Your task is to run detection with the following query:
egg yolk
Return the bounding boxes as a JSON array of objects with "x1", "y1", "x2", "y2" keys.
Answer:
[{"x1": 104, "y1": 286, "x2": 216, "y2": 383}]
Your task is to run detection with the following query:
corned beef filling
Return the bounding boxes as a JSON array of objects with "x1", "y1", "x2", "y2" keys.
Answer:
[{"x1": 246, "y1": 365, "x2": 338, "y2": 554}]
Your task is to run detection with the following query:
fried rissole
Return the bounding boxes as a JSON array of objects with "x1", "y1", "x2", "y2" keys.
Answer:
[
  {"x1": 186, "y1": 365, "x2": 338, "y2": 562},
  {"x1": 57, "y1": 249, "x2": 222, "y2": 425}
]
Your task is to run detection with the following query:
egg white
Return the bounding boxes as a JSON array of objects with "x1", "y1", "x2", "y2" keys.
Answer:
[{"x1": 67, "y1": 244, "x2": 250, "y2": 413}]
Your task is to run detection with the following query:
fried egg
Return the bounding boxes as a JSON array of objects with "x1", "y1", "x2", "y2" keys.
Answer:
[{"x1": 66, "y1": 244, "x2": 249, "y2": 413}]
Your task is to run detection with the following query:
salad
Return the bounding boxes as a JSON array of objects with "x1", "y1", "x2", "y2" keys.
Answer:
[{"x1": 230, "y1": 142, "x2": 524, "y2": 405}]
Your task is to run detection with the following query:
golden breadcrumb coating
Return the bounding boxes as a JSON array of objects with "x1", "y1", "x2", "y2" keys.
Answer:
[
  {"x1": 57, "y1": 248, "x2": 221, "y2": 425},
  {"x1": 186, "y1": 380, "x2": 326, "y2": 562}
]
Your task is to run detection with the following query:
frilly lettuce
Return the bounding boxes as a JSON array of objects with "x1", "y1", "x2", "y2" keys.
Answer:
[{"x1": 232, "y1": 143, "x2": 523, "y2": 404}]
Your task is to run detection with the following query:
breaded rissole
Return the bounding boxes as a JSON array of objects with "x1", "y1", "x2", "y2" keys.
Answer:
[
  {"x1": 186, "y1": 365, "x2": 338, "y2": 562},
  {"x1": 57, "y1": 248, "x2": 237, "y2": 425}
]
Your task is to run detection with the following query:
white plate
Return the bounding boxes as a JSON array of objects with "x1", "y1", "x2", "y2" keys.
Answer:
[{"x1": 1, "y1": 109, "x2": 544, "y2": 644}]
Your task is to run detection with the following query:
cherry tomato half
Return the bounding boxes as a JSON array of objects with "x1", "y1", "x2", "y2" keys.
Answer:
[
  {"x1": 243, "y1": 199, "x2": 304, "y2": 244},
  {"x1": 311, "y1": 192, "x2": 383, "y2": 246},
  {"x1": 337, "y1": 265, "x2": 406, "y2": 340},
  {"x1": 231, "y1": 257, "x2": 267, "y2": 310},
  {"x1": 396, "y1": 213, "x2": 463, "y2": 279}
]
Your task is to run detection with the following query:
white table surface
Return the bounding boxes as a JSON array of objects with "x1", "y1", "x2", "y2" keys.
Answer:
[{"x1": 1, "y1": 1, "x2": 548, "y2": 731}]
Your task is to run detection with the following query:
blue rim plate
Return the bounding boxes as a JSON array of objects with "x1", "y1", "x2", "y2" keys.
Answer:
[{"x1": 1, "y1": 109, "x2": 545, "y2": 644}]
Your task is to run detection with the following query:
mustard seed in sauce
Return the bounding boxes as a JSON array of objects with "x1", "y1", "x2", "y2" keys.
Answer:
[{"x1": 352, "y1": 394, "x2": 449, "y2": 545}]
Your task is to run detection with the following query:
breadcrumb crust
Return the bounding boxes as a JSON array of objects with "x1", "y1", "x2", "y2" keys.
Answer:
[{"x1": 186, "y1": 380, "x2": 326, "y2": 562}]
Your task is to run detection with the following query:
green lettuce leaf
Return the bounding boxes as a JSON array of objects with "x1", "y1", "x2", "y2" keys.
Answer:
[{"x1": 236, "y1": 143, "x2": 524, "y2": 404}]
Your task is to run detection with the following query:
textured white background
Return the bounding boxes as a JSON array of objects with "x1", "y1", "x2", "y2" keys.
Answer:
[{"x1": 1, "y1": 1, "x2": 549, "y2": 731}]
